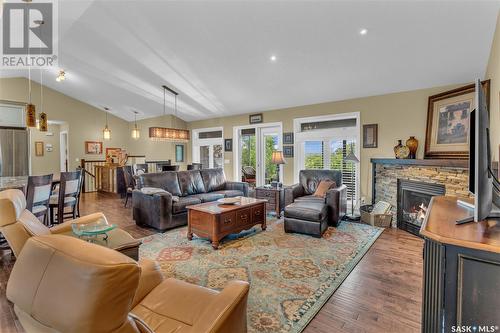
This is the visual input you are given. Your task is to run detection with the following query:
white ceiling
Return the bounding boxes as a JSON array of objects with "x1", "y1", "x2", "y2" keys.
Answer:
[{"x1": 1, "y1": 0, "x2": 499, "y2": 122}]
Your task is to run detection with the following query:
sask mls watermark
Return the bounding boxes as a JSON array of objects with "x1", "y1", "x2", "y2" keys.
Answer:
[{"x1": 1, "y1": 0, "x2": 58, "y2": 68}]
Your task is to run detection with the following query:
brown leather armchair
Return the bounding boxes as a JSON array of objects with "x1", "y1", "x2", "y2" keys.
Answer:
[
  {"x1": 0, "y1": 189, "x2": 140, "y2": 259},
  {"x1": 7, "y1": 235, "x2": 250, "y2": 333},
  {"x1": 284, "y1": 170, "x2": 347, "y2": 227}
]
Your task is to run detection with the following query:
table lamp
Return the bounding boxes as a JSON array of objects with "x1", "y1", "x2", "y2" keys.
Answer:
[{"x1": 271, "y1": 150, "x2": 286, "y2": 188}]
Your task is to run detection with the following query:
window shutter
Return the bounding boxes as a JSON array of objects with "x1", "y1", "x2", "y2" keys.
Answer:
[{"x1": 304, "y1": 141, "x2": 324, "y2": 169}]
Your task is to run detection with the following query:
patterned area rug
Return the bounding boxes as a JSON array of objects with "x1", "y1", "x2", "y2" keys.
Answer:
[{"x1": 140, "y1": 219, "x2": 383, "y2": 333}]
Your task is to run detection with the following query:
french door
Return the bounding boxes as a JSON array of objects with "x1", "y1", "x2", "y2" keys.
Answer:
[
  {"x1": 234, "y1": 123, "x2": 282, "y2": 186},
  {"x1": 198, "y1": 142, "x2": 223, "y2": 169},
  {"x1": 192, "y1": 128, "x2": 223, "y2": 169}
]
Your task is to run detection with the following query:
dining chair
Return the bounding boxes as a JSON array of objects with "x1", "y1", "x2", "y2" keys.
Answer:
[
  {"x1": 187, "y1": 163, "x2": 203, "y2": 170},
  {"x1": 49, "y1": 170, "x2": 82, "y2": 225},
  {"x1": 25, "y1": 174, "x2": 53, "y2": 225},
  {"x1": 122, "y1": 165, "x2": 135, "y2": 208},
  {"x1": 134, "y1": 163, "x2": 148, "y2": 175},
  {"x1": 162, "y1": 165, "x2": 179, "y2": 171}
]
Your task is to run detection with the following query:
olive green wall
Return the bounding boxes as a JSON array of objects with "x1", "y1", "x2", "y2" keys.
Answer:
[
  {"x1": 0, "y1": 77, "x2": 131, "y2": 170},
  {"x1": 29, "y1": 124, "x2": 61, "y2": 175},
  {"x1": 127, "y1": 115, "x2": 188, "y2": 168},
  {"x1": 486, "y1": 13, "x2": 500, "y2": 163},
  {"x1": 188, "y1": 84, "x2": 463, "y2": 203},
  {"x1": 0, "y1": 77, "x2": 183, "y2": 171}
]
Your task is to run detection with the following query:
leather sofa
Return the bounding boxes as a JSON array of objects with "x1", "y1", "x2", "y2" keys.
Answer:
[
  {"x1": 133, "y1": 168, "x2": 249, "y2": 231},
  {"x1": 7, "y1": 235, "x2": 250, "y2": 333},
  {"x1": 0, "y1": 189, "x2": 140, "y2": 259},
  {"x1": 284, "y1": 170, "x2": 347, "y2": 236}
]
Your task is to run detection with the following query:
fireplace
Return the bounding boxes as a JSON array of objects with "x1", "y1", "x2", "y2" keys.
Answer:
[{"x1": 397, "y1": 179, "x2": 445, "y2": 236}]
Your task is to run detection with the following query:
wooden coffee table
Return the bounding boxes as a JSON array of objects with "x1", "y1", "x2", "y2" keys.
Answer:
[{"x1": 187, "y1": 197, "x2": 267, "y2": 249}]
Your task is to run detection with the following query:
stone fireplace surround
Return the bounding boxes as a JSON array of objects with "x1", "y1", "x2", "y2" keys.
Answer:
[{"x1": 371, "y1": 158, "x2": 471, "y2": 228}]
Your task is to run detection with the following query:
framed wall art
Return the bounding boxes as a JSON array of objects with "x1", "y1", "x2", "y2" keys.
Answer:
[
  {"x1": 363, "y1": 124, "x2": 378, "y2": 148},
  {"x1": 283, "y1": 132, "x2": 294, "y2": 145},
  {"x1": 35, "y1": 141, "x2": 44, "y2": 156},
  {"x1": 224, "y1": 139, "x2": 233, "y2": 152},
  {"x1": 283, "y1": 145, "x2": 294, "y2": 158},
  {"x1": 424, "y1": 80, "x2": 490, "y2": 159},
  {"x1": 175, "y1": 144, "x2": 185, "y2": 162},
  {"x1": 85, "y1": 141, "x2": 103, "y2": 154},
  {"x1": 249, "y1": 113, "x2": 263, "y2": 124}
]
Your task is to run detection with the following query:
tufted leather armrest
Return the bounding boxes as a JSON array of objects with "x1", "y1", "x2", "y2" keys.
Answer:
[
  {"x1": 284, "y1": 183, "x2": 304, "y2": 206},
  {"x1": 225, "y1": 181, "x2": 249, "y2": 197},
  {"x1": 326, "y1": 185, "x2": 347, "y2": 227}
]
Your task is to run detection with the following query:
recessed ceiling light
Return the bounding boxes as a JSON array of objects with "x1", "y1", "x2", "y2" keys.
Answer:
[
  {"x1": 359, "y1": 28, "x2": 368, "y2": 35},
  {"x1": 270, "y1": 55, "x2": 277, "y2": 62}
]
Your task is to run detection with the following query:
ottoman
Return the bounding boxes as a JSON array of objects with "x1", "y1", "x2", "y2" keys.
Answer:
[{"x1": 284, "y1": 201, "x2": 328, "y2": 238}]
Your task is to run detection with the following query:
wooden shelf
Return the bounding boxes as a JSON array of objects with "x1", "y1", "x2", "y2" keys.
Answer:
[{"x1": 371, "y1": 158, "x2": 468, "y2": 168}]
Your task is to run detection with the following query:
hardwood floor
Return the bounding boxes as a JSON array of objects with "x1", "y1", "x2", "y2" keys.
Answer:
[{"x1": 0, "y1": 192, "x2": 423, "y2": 333}]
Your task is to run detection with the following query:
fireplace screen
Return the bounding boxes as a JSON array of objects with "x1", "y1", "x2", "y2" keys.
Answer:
[
  {"x1": 397, "y1": 180, "x2": 445, "y2": 237},
  {"x1": 402, "y1": 190, "x2": 431, "y2": 227}
]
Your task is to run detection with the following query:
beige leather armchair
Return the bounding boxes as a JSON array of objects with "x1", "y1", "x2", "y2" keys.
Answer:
[
  {"x1": 7, "y1": 235, "x2": 250, "y2": 333},
  {"x1": 0, "y1": 189, "x2": 140, "y2": 258}
]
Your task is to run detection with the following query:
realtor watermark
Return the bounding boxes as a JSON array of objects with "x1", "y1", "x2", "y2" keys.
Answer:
[
  {"x1": 1, "y1": 0, "x2": 58, "y2": 68},
  {"x1": 452, "y1": 325, "x2": 499, "y2": 332}
]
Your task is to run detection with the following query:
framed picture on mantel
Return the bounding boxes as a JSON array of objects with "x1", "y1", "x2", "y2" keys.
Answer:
[{"x1": 424, "y1": 80, "x2": 490, "y2": 159}]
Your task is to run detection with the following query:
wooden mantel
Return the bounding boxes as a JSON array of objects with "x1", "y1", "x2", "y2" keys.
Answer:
[{"x1": 371, "y1": 158, "x2": 468, "y2": 168}]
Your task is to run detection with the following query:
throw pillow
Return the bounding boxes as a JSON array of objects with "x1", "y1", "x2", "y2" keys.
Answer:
[{"x1": 313, "y1": 180, "x2": 336, "y2": 198}]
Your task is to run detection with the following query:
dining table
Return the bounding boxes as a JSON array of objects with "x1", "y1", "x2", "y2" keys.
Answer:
[{"x1": 0, "y1": 175, "x2": 61, "y2": 193}]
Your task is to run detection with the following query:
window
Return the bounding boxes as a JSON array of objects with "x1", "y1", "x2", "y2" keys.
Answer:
[
  {"x1": 294, "y1": 113, "x2": 360, "y2": 204},
  {"x1": 304, "y1": 141, "x2": 324, "y2": 169}
]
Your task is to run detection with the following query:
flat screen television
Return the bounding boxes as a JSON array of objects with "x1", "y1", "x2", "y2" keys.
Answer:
[{"x1": 457, "y1": 79, "x2": 500, "y2": 224}]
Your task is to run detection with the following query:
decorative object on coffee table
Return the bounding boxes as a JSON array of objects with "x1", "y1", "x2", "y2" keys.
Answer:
[
  {"x1": 187, "y1": 197, "x2": 266, "y2": 249},
  {"x1": 406, "y1": 136, "x2": 419, "y2": 159},
  {"x1": 255, "y1": 186, "x2": 284, "y2": 216},
  {"x1": 424, "y1": 80, "x2": 490, "y2": 159},
  {"x1": 363, "y1": 124, "x2": 378, "y2": 148},
  {"x1": 394, "y1": 140, "x2": 410, "y2": 159},
  {"x1": 345, "y1": 144, "x2": 360, "y2": 221}
]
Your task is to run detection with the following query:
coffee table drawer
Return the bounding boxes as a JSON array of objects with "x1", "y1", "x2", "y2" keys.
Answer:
[
  {"x1": 252, "y1": 205, "x2": 265, "y2": 224},
  {"x1": 237, "y1": 208, "x2": 251, "y2": 226},
  {"x1": 219, "y1": 211, "x2": 236, "y2": 232}
]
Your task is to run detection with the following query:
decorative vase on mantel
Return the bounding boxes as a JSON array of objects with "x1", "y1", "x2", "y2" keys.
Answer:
[
  {"x1": 394, "y1": 140, "x2": 410, "y2": 159},
  {"x1": 406, "y1": 136, "x2": 418, "y2": 159}
]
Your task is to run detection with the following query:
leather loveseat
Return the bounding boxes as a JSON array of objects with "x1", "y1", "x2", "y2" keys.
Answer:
[
  {"x1": 7, "y1": 235, "x2": 250, "y2": 333},
  {"x1": 284, "y1": 170, "x2": 347, "y2": 236},
  {"x1": 133, "y1": 168, "x2": 249, "y2": 231}
]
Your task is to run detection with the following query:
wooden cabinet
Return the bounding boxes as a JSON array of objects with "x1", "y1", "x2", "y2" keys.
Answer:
[
  {"x1": 420, "y1": 196, "x2": 500, "y2": 332},
  {"x1": 255, "y1": 187, "x2": 284, "y2": 216}
]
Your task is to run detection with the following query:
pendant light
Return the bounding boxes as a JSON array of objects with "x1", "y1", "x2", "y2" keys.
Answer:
[
  {"x1": 131, "y1": 111, "x2": 140, "y2": 139},
  {"x1": 103, "y1": 107, "x2": 111, "y2": 140},
  {"x1": 25, "y1": 0, "x2": 36, "y2": 127},
  {"x1": 148, "y1": 85, "x2": 189, "y2": 142},
  {"x1": 35, "y1": 19, "x2": 47, "y2": 132}
]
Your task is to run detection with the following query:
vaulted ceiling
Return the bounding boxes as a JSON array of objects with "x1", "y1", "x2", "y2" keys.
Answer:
[{"x1": 2, "y1": 1, "x2": 499, "y2": 122}]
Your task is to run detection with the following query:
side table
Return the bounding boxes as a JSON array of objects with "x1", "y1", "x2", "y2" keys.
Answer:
[{"x1": 255, "y1": 186, "x2": 284, "y2": 216}]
